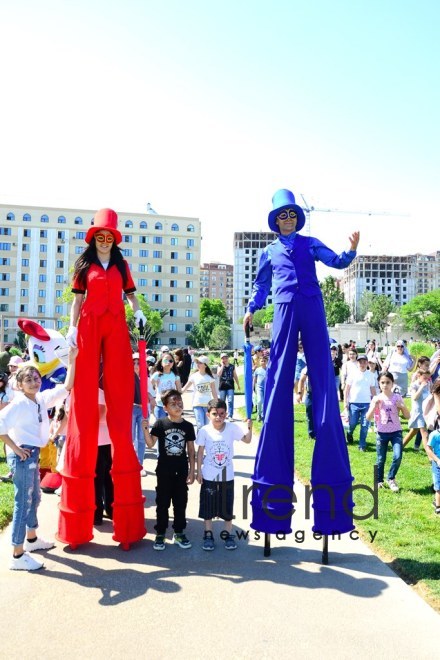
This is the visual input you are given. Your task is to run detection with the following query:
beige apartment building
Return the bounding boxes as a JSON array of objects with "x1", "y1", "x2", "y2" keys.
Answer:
[
  {"x1": 200, "y1": 262, "x2": 234, "y2": 320},
  {"x1": 0, "y1": 203, "x2": 201, "y2": 347}
]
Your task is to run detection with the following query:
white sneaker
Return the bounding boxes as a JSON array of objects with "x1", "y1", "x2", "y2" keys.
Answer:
[
  {"x1": 387, "y1": 479, "x2": 399, "y2": 492},
  {"x1": 23, "y1": 537, "x2": 55, "y2": 552},
  {"x1": 10, "y1": 552, "x2": 44, "y2": 571}
]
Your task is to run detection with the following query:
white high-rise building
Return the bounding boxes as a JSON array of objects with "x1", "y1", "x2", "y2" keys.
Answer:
[
  {"x1": 233, "y1": 231, "x2": 276, "y2": 323},
  {"x1": 0, "y1": 203, "x2": 201, "y2": 347}
]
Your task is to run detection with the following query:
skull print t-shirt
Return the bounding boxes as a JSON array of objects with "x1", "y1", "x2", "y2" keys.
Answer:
[
  {"x1": 197, "y1": 422, "x2": 245, "y2": 482},
  {"x1": 151, "y1": 417, "x2": 196, "y2": 468}
]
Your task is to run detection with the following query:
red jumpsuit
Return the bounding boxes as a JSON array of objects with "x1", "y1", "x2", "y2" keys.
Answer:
[{"x1": 57, "y1": 260, "x2": 146, "y2": 547}]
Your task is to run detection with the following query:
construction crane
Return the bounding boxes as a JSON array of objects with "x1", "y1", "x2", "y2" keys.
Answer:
[{"x1": 299, "y1": 194, "x2": 409, "y2": 237}]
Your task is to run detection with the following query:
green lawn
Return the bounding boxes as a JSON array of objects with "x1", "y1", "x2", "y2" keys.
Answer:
[
  {"x1": 240, "y1": 400, "x2": 440, "y2": 612},
  {"x1": 0, "y1": 455, "x2": 13, "y2": 530}
]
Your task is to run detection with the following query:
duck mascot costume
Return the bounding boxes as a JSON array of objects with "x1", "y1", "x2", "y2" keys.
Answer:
[
  {"x1": 57, "y1": 208, "x2": 147, "y2": 549},
  {"x1": 243, "y1": 189, "x2": 360, "y2": 536}
]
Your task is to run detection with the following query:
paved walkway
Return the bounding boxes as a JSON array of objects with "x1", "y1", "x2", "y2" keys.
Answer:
[{"x1": 0, "y1": 390, "x2": 438, "y2": 659}]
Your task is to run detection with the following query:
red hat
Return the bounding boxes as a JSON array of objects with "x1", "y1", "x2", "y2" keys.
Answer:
[{"x1": 85, "y1": 208, "x2": 122, "y2": 245}]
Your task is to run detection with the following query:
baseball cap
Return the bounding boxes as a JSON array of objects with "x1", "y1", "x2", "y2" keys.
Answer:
[
  {"x1": 195, "y1": 355, "x2": 209, "y2": 364},
  {"x1": 220, "y1": 353, "x2": 228, "y2": 358},
  {"x1": 147, "y1": 356, "x2": 156, "y2": 365},
  {"x1": 357, "y1": 354, "x2": 368, "y2": 361},
  {"x1": 254, "y1": 345, "x2": 262, "y2": 352},
  {"x1": 396, "y1": 341, "x2": 404, "y2": 347},
  {"x1": 9, "y1": 356, "x2": 24, "y2": 366},
  {"x1": 161, "y1": 345, "x2": 170, "y2": 353}
]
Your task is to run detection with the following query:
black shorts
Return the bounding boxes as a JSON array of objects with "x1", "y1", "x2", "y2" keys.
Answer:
[{"x1": 199, "y1": 479, "x2": 234, "y2": 521}]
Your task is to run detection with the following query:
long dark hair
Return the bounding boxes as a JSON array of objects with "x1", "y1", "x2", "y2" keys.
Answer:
[
  {"x1": 73, "y1": 237, "x2": 128, "y2": 289},
  {"x1": 154, "y1": 355, "x2": 178, "y2": 376}
]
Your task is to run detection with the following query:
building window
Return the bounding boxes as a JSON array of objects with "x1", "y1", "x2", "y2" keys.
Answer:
[
  {"x1": 171, "y1": 223, "x2": 179, "y2": 231},
  {"x1": 121, "y1": 249, "x2": 132, "y2": 257},
  {"x1": 20, "y1": 304, "x2": 28, "y2": 312},
  {"x1": 186, "y1": 295, "x2": 193, "y2": 303},
  {"x1": 40, "y1": 244, "x2": 48, "y2": 252},
  {"x1": 55, "y1": 305, "x2": 63, "y2": 314},
  {"x1": 170, "y1": 280, "x2": 177, "y2": 288},
  {"x1": 75, "y1": 246, "x2": 85, "y2": 254},
  {"x1": 171, "y1": 266, "x2": 178, "y2": 274},
  {"x1": 39, "y1": 274, "x2": 47, "y2": 282},
  {"x1": 154, "y1": 222, "x2": 162, "y2": 230},
  {"x1": 0, "y1": 288, "x2": 9, "y2": 295},
  {"x1": 186, "y1": 253, "x2": 193, "y2": 260},
  {"x1": 125, "y1": 220, "x2": 133, "y2": 228},
  {"x1": 169, "y1": 309, "x2": 176, "y2": 317},
  {"x1": 38, "y1": 289, "x2": 46, "y2": 298},
  {"x1": 138, "y1": 278, "x2": 147, "y2": 287},
  {"x1": 187, "y1": 224, "x2": 195, "y2": 232},
  {"x1": 140, "y1": 221, "x2": 147, "y2": 229},
  {"x1": 37, "y1": 305, "x2": 45, "y2": 313},
  {"x1": 58, "y1": 230, "x2": 65, "y2": 239},
  {"x1": 75, "y1": 231, "x2": 86, "y2": 239},
  {"x1": 153, "y1": 265, "x2": 162, "y2": 273},
  {"x1": 40, "y1": 259, "x2": 47, "y2": 267},
  {"x1": 1, "y1": 258, "x2": 10, "y2": 265},
  {"x1": 124, "y1": 235, "x2": 132, "y2": 243},
  {"x1": 152, "y1": 294, "x2": 162, "y2": 302},
  {"x1": 56, "y1": 275, "x2": 63, "y2": 283},
  {"x1": 169, "y1": 323, "x2": 177, "y2": 331},
  {"x1": 154, "y1": 236, "x2": 163, "y2": 244},
  {"x1": 22, "y1": 244, "x2": 30, "y2": 252},
  {"x1": 171, "y1": 252, "x2": 178, "y2": 259},
  {"x1": 170, "y1": 294, "x2": 177, "y2": 302},
  {"x1": 0, "y1": 243, "x2": 11, "y2": 251},
  {"x1": 186, "y1": 267, "x2": 193, "y2": 274},
  {"x1": 171, "y1": 237, "x2": 178, "y2": 246},
  {"x1": 6, "y1": 212, "x2": 15, "y2": 221},
  {"x1": 185, "y1": 324, "x2": 193, "y2": 332},
  {"x1": 187, "y1": 239, "x2": 194, "y2": 247},
  {"x1": 140, "y1": 236, "x2": 149, "y2": 244},
  {"x1": 58, "y1": 215, "x2": 66, "y2": 224},
  {"x1": 139, "y1": 249, "x2": 149, "y2": 257},
  {"x1": 186, "y1": 281, "x2": 193, "y2": 288},
  {"x1": 139, "y1": 264, "x2": 147, "y2": 272},
  {"x1": 153, "y1": 250, "x2": 162, "y2": 258},
  {"x1": 0, "y1": 228, "x2": 11, "y2": 236},
  {"x1": 23, "y1": 213, "x2": 31, "y2": 222},
  {"x1": 153, "y1": 279, "x2": 162, "y2": 287},
  {"x1": 74, "y1": 216, "x2": 83, "y2": 225},
  {"x1": 56, "y1": 260, "x2": 64, "y2": 268},
  {"x1": 39, "y1": 230, "x2": 47, "y2": 238},
  {"x1": 41, "y1": 214, "x2": 49, "y2": 223},
  {"x1": 1, "y1": 273, "x2": 10, "y2": 281},
  {"x1": 185, "y1": 309, "x2": 193, "y2": 317},
  {"x1": 21, "y1": 289, "x2": 28, "y2": 297}
]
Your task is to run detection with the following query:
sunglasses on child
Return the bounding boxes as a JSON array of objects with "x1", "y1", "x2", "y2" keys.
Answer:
[{"x1": 95, "y1": 233, "x2": 114, "y2": 244}]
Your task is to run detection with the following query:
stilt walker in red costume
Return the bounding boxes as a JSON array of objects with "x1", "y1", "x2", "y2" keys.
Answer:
[{"x1": 57, "y1": 209, "x2": 147, "y2": 549}]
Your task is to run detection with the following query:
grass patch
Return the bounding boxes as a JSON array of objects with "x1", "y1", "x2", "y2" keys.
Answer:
[
  {"x1": 239, "y1": 401, "x2": 440, "y2": 612},
  {"x1": 0, "y1": 455, "x2": 14, "y2": 530}
]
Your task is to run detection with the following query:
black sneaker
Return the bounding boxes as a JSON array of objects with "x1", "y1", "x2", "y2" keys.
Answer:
[
  {"x1": 173, "y1": 533, "x2": 192, "y2": 549},
  {"x1": 346, "y1": 432, "x2": 354, "y2": 444},
  {"x1": 223, "y1": 533, "x2": 237, "y2": 550},
  {"x1": 153, "y1": 535, "x2": 166, "y2": 551}
]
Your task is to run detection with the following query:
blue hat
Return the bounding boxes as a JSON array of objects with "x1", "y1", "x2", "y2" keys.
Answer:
[{"x1": 268, "y1": 189, "x2": 306, "y2": 233}]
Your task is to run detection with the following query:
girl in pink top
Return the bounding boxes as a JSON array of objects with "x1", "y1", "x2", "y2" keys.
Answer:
[{"x1": 366, "y1": 371, "x2": 410, "y2": 492}]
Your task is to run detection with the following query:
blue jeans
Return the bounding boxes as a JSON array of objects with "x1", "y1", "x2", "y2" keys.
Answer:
[
  {"x1": 304, "y1": 392, "x2": 314, "y2": 438},
  {"x1": 376, "y1": 431, "x2": 403, "y2": 482},
  {"x1": 7, "y1": 446, "x2": 41, "y2": 547},
  {"x1": 256, "y1": 385, "x2": 265, "y2": 421},
  {"x1": 219, "y1": 389, "x2": 234, "y2": 418},
  {"x1": 193, "y1": 406, "x2": 208, "y2": 431},
  {"x1": 154, "y1": 405, "x2": 167, "y2": 420},
  {"x1": 348, "y1": 402, "x2": 370, "y2": 449},
  {"x1": 132, "y1": 405, "x2": 145, "y2": 466}
]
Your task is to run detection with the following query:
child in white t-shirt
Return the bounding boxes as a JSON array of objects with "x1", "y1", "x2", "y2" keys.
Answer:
[
  {"x1": 181, "y1": 356, "x2": 217, "y2": 430},
  {"x1": 196, "y1": 399, "x2": 252, "y2": 551}
]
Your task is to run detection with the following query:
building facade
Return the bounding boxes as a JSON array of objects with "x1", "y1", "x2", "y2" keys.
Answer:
[
  {"x1": 342, "y1": 252, "x2": 440, "y2": 318},
  {"x1": 0, "y1": 203, "x2": 201, "y2": 347},
  {"x1": 233, "y1": 231, "x2": 277, "y2": 323},
  {"x1": 200, "y1": 262, "x2": 233, "y2": 319}
]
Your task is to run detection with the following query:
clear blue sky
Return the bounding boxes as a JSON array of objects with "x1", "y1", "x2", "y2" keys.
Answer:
[{"x1": 2, "y1": 0, "x2": 439, "y2": 266}]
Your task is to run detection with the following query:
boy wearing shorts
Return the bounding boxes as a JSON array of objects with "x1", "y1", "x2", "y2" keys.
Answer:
[{"x1": 197, "y1": 399, "x2": 252, "y2": 551}]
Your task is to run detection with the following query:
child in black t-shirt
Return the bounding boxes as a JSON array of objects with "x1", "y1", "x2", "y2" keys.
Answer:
[{"x1": 143, "y1": 389, "x2": 195, "y2": 550}]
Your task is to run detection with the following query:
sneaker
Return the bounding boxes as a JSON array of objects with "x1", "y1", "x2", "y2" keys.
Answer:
[
  {"x1": 387, "y1": 479, "x2": 399, "y2": 492},
  {"x1": 202, "y1": 531, "x2": 215, "y2": 551},
  {"x1": 23, "y1": 537, "x2": 55, "y2": 552},
  {"x1": 435, "y1": 506, "x2": 440, "y2": 515},
  {"x1": 223, "y1": 533, "x2": 237, "y2": 550},
  {"x1": 346, "y1": 432, "x2": 354, "y2": 444},
  {"x1": 173, "y1": 533, "x2": 192, "y2": 549},
  {"x1": 153, "y1": 535, "x2": 166, "y2": 551},
  {"x1": 377, "y1": 482, "x2": 385, "y2": 488},
  {"x1": 228, "y1": 416, "x2": 234, "y2": 422},
  {"x1": 10, "y1": 552, "x2": 44, "y2": 571}
]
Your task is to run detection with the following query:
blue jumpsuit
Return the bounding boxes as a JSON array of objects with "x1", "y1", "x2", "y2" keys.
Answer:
[{"x1": 248, "y1": 232, "x2": 356, "y2": 535}]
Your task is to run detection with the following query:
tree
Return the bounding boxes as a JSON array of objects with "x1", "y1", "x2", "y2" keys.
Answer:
[
  {"x1": 367, "y1": 294, "x2": 396, "y2": 342},
  {"x1": 200, "y1": 299, "x2": 229, "y2": 324},
  {"x1": 400, "y1": 290, "x2": 440, "y2": 340},
  {"x1": 359, "y1": 291, "x2": 375, "y2": 322},
  {"x1": 209, "y1": 324, "x2": 231, "y2": 349},
  {"x1": 125, "y1": 294, "x2": 167, "y2": 344},
  {"x1": 320, "y1": 276, "x2": 351, "y2": 326}
]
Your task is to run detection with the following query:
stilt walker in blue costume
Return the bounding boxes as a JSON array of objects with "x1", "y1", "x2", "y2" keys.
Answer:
[{"x1": 243, "y1": 189, "x2": 360, "y2": 536}]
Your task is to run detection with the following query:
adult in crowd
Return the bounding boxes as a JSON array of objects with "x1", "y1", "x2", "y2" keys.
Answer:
[
  {"x1": 217, "y1": 353, "x2": 240, "y2": 421},
  {"x1": 383, "y1": 339, "x2": 414, "y2": 397}
]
